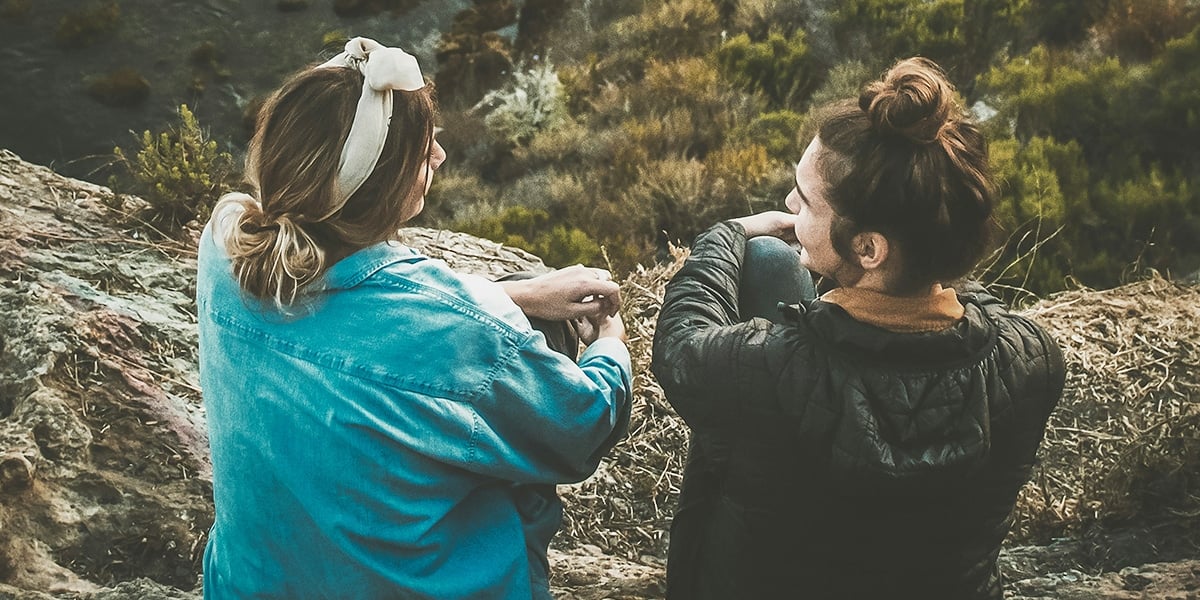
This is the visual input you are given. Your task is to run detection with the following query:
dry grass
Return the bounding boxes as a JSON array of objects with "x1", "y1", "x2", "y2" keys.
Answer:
[
  {"x1": 1012, "y1": 274, "x2": 1200, "y2": 542},
  {"x1": 558, "y1": 257, "x2": 1200, "y2": 559},
  {"x1": 556, "y1": 245, "x2": 689, "y2": 560}
]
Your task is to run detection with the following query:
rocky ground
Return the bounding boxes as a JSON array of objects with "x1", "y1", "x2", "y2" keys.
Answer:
[{"x1": 0, "y1": 149, "x2": 1197, "y2": 599}]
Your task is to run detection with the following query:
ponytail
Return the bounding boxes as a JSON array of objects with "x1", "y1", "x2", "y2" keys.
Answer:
[{"x1": 213, "y1": 193, "x2": 326, "y2": 310}]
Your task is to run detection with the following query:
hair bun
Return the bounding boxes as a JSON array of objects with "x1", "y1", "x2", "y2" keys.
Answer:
[
  {"x1": 859, "y1": 57, "x2": 957, "y2": 144},
  {"x1": 238, "y1": 205, "x2": 281, "y2": 236}
]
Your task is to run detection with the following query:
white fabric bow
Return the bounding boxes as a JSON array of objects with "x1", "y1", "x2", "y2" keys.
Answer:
[{"x1": 318, "y1": 37, "x2": 426, "y2": 205}]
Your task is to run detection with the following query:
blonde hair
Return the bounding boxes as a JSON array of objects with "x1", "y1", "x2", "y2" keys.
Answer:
[{"x1": 215, "y1": 66, "x2": 437, "y2": 308}]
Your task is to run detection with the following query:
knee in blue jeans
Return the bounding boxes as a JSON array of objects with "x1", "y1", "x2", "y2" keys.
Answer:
[{"x1": 745, "y1": 236, "x2": 799, "y2": 269}]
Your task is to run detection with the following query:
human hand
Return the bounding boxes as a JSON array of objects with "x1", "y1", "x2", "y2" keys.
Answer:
[
  {"x1": 731, "y1": 211, "x2": 799, "y2": 242},
  {"x1": 501, "y1": 265, "x2": 621, "y2": 321},
  {"x1": 572, "y1": 312, "x2": 627, "y2": 346}
]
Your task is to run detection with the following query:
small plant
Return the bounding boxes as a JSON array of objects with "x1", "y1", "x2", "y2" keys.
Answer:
[
  {"x1": 86, "y1": 68, "x2": 150, "y2": 107},
  {"x1": 55, "y1": 0, "x2": 119, "y2": 48},
  {"x1": 473, "y1": 60, "x2": 569, "y2": 146},
  {"x1": 110, "y1": 104, "x2": 236, "y2": 232}
]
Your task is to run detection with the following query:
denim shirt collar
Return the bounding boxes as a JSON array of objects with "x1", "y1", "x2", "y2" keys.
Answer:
[{"x1": 323, "y1": 241, "x2": 425, "y2": 291}]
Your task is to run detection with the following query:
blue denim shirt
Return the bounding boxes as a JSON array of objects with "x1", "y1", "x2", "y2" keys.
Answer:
[{"x1": 197, "y1": 220, "x2": 632, "y2": 599}]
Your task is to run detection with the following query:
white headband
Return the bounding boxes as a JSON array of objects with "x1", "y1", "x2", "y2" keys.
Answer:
[{"x1": 318, "y1": 37, "x2": 426, "y2": 206}]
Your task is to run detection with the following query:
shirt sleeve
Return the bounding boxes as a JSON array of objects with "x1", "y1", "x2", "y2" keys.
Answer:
[
  {"x1": 465, "y1": 331, "x2": 633, "y2": 484},
  {"x1": 651, "y1": 220, "x2": 786, "y2": 430}
]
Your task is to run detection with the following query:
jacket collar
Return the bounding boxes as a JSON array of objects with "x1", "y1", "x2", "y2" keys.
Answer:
[
  {"x1": 819, "y1": 285, "x2": 965, "y2": 333},
  {"x1": 322, "y1": 241, "x2": 424, "y2": 291}
]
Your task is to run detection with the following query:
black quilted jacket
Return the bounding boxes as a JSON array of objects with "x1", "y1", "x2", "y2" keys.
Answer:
[{"x1": 650, "y1": 222, "x2": 1065, "y2": 600}]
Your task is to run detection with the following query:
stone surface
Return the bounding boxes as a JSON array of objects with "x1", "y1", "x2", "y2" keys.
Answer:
[{"x1": 0, "y1": 148, "x2": 1197, "y2": 598}]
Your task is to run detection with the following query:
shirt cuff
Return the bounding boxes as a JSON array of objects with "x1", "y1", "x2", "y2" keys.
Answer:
[{"x1": 580, "y1": 337, "x2": 633, "y2": 378}]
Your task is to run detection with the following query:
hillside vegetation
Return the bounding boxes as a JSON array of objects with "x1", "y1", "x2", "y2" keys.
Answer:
[{"x1": 416, "y1": 0, "x2": 1200, "y2": 302}]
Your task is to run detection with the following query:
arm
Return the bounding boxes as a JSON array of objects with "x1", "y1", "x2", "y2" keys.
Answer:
[
  {"x1": 650, "y1": 221, "x2": 784, "y2": 430},
  {"x1": 466, "y1": 330, "x2": 633, "y2": 484}
]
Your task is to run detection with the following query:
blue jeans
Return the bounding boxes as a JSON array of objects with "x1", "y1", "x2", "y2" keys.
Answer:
[{"x1": 738, "y1": 236, "x2": 817, "y2": 323}]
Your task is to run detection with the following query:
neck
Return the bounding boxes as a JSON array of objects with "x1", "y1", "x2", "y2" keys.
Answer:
[{"x1": 839, "y1": 266, "x2": 937, "y2": 298}]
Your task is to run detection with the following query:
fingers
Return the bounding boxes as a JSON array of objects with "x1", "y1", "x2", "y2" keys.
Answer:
[
  {"x1": 552, "y1": 265, "x2": 621, "y2": 309},
  {"x1": 562, "y1": 295, "x2": 617, "y2": 320},
  {"x1": 573, "y1": 278, "x2": 620, "y2": 300},
  {"x1": 571, "y1": 316, "x2": 598, "y2": 346}
]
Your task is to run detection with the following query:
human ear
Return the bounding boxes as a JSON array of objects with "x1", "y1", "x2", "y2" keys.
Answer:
[{"x1": 852, "y1": 231, "x2": 890, "y2": 270}]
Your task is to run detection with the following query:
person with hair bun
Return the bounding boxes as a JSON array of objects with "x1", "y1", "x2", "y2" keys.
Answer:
[
  {"x1": 197, "y1": 38, "x2": 631, "y2": 599},
  {"x1": 651, "y1": 57, "x2": 1065, "y2": 599}
]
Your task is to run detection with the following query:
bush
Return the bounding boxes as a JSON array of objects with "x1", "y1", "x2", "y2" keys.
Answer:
[
  {"x1": 1094, "y1": 0, "x2": 1199, "y2": 61},
  {"x1": 473, "y1": 61, "x2": 569, "y2": 146},
  {"x1": 977, "y1": 47, "x2": 1131, "y2": 168},
  {"x1": 806, "y1": 59, "x2": 875, "y2": 109},
  {"x1": 585, "y1": 0, "x2": 722, "y2": 84},
  {"x1": 833, "y1": 0, "x2": 967, "y2": 66},
  {"x1": 86, "y1": 68, "x2": 151, "y2": 108},
  {"x1": 716, "y1": 30, "x2": 818, "y2": 108},
  {"x1": 731, "y1": 0, "x2": 812, "y2": 38},
  {"x1": 56, "y1": 0, "x2": 119, "y2": 48},
  {"x1": 420, "y1": 168, "x2": 498, "y2": 225},
  {"x1": 728, "y1": 110, "x2": 807, "y2": 161},
  {"x1": 458, "y1": 205, "x2": 601, "y2": 267},
  {"x1": 983, "y1": 135, "x2": 1088, "y2": 296},
  {"x1": 1021, "y1": 0, "x2": 1110, "y2": 47},
  {"x1": 110, "y1": 105, "x2": 236, "y2": 231}
]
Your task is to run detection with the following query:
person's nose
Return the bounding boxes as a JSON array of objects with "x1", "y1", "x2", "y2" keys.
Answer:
[{"x1": 430, "y1": 141, "x2": 447, "y2": 171}]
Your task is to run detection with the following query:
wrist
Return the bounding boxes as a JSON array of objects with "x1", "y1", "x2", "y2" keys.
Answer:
[{"x1": 499, "y1": 279, "x2": 532, "y2": 309}]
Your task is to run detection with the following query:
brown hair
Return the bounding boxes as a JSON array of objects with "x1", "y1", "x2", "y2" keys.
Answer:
[
  {"x1": 815, "y1": 57, "x2": 994, "y2": 292},
  {"x1": 215, "y1": 66, "x2": 437, "y2": 308}
]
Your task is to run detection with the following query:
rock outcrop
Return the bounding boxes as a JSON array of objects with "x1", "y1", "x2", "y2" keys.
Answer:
[
  {"x1": 0, "y1": 149, "x2": 550, "y2": 598},
  {"x1": 1, "y1": 149, "x2": 1197, "y2": 599}
]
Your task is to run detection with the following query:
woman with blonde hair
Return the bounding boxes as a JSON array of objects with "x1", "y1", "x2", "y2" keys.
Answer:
[
  {"x1": 651, "y1": 57, "x2": 1065, "y2": 599},
  {"x1": 198, "y1": 38, "x2": 631, "y2": 599}
]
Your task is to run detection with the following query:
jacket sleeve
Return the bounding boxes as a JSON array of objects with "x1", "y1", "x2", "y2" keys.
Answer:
[
  {"x1": 466, "y1": 335, "x2": 633, "y2": 484},
  {"x1": 651, "y1": 221, "x2": 785, "y2": 431}
]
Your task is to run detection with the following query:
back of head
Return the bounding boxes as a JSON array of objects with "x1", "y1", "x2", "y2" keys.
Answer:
[
  {"x1": 816, "y1": 57, "x2": 994, "y2": 291},
  {"x1": 216, "y1": 61, "x2": 437, "y2": 308}
]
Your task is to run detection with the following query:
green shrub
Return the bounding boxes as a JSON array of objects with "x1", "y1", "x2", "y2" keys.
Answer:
[
  {"x1": 586, "y1": 0, "x2": 722, "y2": 84},
  {"x1": 983, "y1": 135, "x2": 1088, "y2": 296},
  {"x1": 1021, "y1": 0, "x2": 1110, "y2": 46},
  {"x1": 806, "y1": 60, "x2": 874, "y2": 110},
  {"x1": 458, "y1": 205, "x2": 601, "y2": 267},
  {"x1": 728, "y1": 110, "x2": 806, "y2": 161},
  {"x1": 420, "y1": 168, "x2": 498, "y2": 225},
  {"x1": 731, "y1": 0, "x2": 812, "y2": 38},
  {"x1": 110, "y1": 105, "x2": 236, "y2": 231},
  {"x1": 613, "y1": 0, "x2": 720, "y2": 59},
  {"x1": 833, "y1": 0, "x2": 967, "y2": 66},
  {"x1": 977, "y1": 47, "x2": 1132, "y2": 169},
  {"x1": 716, "y1": 30, "x2": 817, "y2": 108}
]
